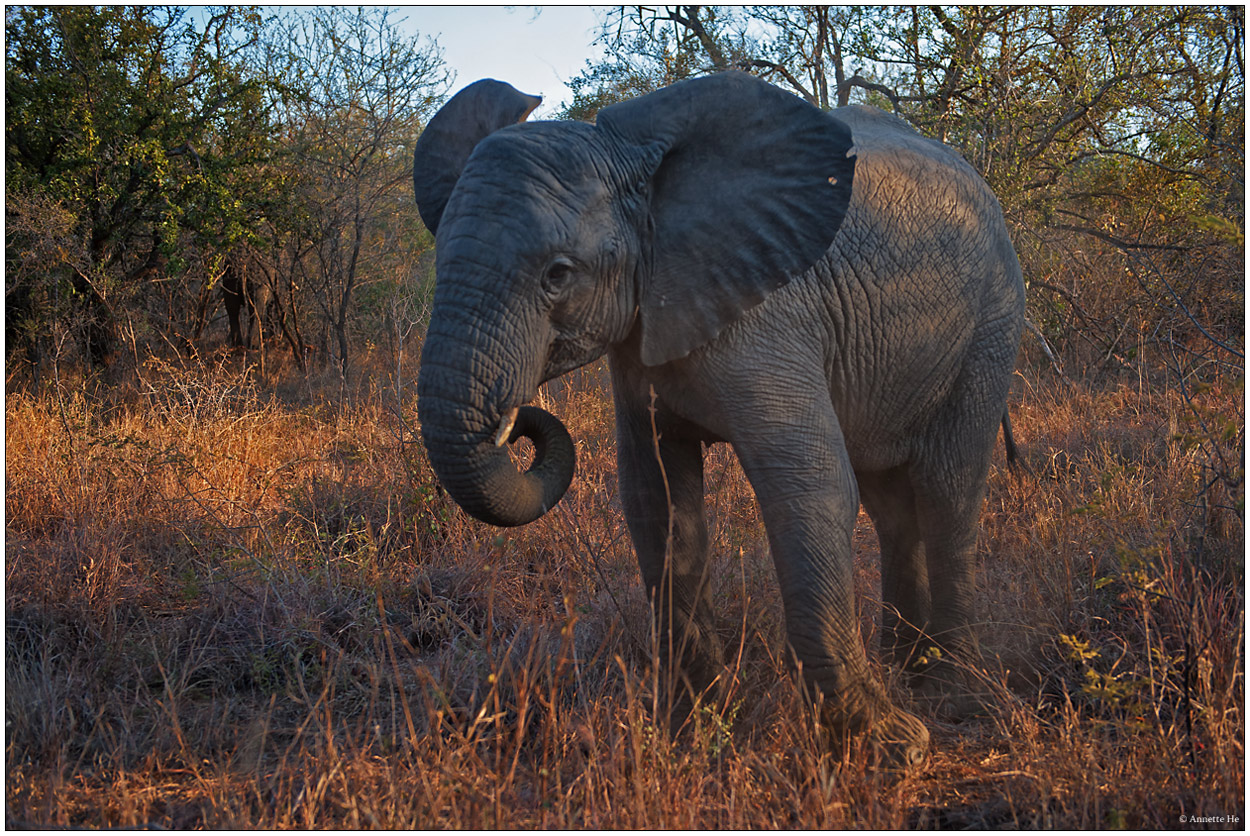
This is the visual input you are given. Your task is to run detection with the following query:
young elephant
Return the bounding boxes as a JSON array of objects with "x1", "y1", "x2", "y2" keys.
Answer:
[{"x1": 413, "y1": 72, "x2": 1025, "y2": 769}]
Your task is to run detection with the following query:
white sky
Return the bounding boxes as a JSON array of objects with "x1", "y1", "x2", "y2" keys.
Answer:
[{"x1": 392, "y1": 5, "x2": 607, "y2": 118}]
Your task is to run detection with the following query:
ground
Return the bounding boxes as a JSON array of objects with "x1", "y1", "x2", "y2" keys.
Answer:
[{"x1": 5, "y1": 349, "x2": 1244, "y2": 828}]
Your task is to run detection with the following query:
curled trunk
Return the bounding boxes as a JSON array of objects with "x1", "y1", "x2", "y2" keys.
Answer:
[{"x1": 417, "y1": 337, "x2": 575, "y2": 527}]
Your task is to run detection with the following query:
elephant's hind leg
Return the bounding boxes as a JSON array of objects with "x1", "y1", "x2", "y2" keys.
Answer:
[
  {"x1": 858, "y1": 468, "x2": 930, "y2": 670},
  {"x1": 907, "y1": 363, "x2": 1010, "y2": 718},
  {"x1": 906, "y1": 477, "x2": 991, "y2": 720}
]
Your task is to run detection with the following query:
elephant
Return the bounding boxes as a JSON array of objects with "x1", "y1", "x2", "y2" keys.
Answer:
[
  {"x1": 412, "y1": 72, "x2": 1025, "y2": 769},
  {"x1": 221, "y1": 250, "x2": 276, "y2": 350}
]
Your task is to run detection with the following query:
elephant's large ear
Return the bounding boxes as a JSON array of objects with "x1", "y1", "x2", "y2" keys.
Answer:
[
  {"x1": 414, "y1": 79, "x2": 542, "y2": 235},
  {"x1": 598, "y1": 72, "x2": 855, "y2": 366}
]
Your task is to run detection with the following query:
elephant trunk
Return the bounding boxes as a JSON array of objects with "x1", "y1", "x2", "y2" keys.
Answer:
[{"x1": 417, "y1": 324, "x2": 575, "y2": 528}]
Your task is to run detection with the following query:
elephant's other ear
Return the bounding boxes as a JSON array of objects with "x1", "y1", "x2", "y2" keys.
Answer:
[
  {"x1": 414, "y1": 79, "x2": 542, "y2": 235},
  {"x1": 598, "y1": 72, "x2": 855, "y2": 366}
]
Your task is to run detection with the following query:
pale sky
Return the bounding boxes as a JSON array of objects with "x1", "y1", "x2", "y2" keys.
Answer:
[{"x1": 393, "y1": 5, "x2": 607, "y2": 118}]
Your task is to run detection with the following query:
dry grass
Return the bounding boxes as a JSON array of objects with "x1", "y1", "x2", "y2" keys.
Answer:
[{"x1": 5, "y1": 348, "x2": 1244, "y2": 829}]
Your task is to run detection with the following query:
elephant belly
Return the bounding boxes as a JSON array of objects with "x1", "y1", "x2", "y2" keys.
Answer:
[{"x1": 833, "y1": 340, "x2": 970, "y2": 472}]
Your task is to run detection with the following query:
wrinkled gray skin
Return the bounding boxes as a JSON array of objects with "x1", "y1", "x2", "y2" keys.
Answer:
[{"x1": 414, "y1": 73, "x2": 1025, "y2": 769}]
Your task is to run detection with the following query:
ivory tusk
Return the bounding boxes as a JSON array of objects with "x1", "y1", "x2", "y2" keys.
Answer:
[{"x1": 494, "y1": 407, "x2": 519, "y2": 447}]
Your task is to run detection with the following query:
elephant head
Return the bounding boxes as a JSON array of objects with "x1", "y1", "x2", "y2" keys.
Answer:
[{"x1": 414, "y1": 72, "x2": 855, "y2": 527}]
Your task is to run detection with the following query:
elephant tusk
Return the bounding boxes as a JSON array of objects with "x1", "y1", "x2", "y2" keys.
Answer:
[{"x1": 494, "y1": 407, "x2": 519, "y2": 447}]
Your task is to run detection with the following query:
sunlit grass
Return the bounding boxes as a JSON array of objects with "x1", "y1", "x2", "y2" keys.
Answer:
[{"x1": 5, "y1": 350, "x2": 1243, "y2": 828}]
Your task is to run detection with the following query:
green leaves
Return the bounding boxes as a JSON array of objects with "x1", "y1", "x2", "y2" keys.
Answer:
[
  {"x1": 6, "y1": 6, "x2": 449, "y2": 372},
  {"x1": 6, "y1": 6, "x2": 279, "y2": 364}
]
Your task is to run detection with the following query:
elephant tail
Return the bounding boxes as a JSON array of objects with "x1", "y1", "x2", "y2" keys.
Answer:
[{"x1": 1001, "y1": 411, "x2": 1026, "y2": 474}]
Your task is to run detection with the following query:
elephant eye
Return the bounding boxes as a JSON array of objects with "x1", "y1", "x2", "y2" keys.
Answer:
[{"x1": 542, "y1": 257, "x2": 577, "y2": 293}]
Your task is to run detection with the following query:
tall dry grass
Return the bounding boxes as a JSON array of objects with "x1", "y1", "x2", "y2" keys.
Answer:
[{"x1": 5, "y1": 344, "x2": 1244, "y2": 828}]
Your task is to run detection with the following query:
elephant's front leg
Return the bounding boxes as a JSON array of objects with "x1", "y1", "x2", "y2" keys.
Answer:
[
  {"x1": 727, "y1": 391, "x2": 929, "y2": 769},
  {"x1": 612, "y1": 367, "x2": 724, "y2": 727}
]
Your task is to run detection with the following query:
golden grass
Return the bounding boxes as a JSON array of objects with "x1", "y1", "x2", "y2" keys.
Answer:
[{"x1": 5, "y1": 352, "x2": 1244, "y2": 828}]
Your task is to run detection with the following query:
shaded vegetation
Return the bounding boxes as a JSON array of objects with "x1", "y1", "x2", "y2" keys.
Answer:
[{"x1": 6, "y1": 6, "x2": 445, "y2": 379}]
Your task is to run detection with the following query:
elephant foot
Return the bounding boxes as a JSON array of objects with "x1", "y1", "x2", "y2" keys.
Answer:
[
  {"x1": 908, "y1": 654, "x2": 990, "y2": 722},
  {"x1": 656, "y1": 629, "x2": 725, "y2": 736},
  {"x1": 883, "y1": 625, "x2": 926, "y2": 672},
  {"x1": 821, "y1": 693, "x2": 929, "y2": 774},
  {"x1": 661, "y1": 669, "x2": 723, "y2": 736},
  {"x1": 862, "y1": 706, "x2": 930, "y2": 773}
]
